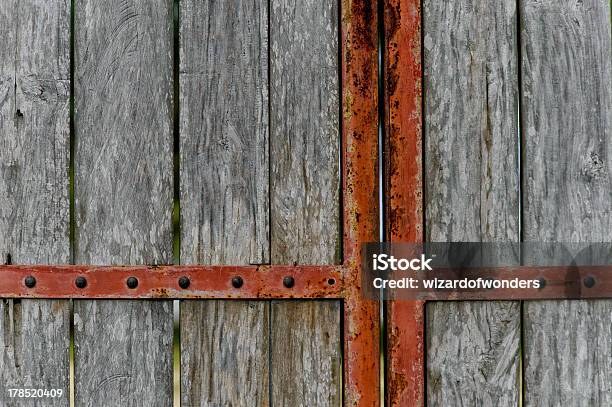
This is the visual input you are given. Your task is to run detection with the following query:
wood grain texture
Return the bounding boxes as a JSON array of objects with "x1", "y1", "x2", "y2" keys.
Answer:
[
  {"x1": 0, "y1": 1, "x2": 70, "y2": 406},
  {"x1": 427, "y1": 302, "x2": 520, "y2": 406},
  {"x1": 270, "y1": 0, "x2": 341, "y2": 406},
  {"x1": 179, "y1": 1, "x2": 270, "y2": 405},
  {"x1": 521, "y1": 0, "x2": 612, "y2": 405},
  {"x1": 423, "y1": 0, "x2": 520, "y2": 404},
  {"x1": 180, "y1": 0, "x2": 269, "y2": 265},
  {"x1": 270, "y1": 0, "x2": 340, "y2": 263},
  {"x1": 270, "y1": 301, "x2": 341, "y2": 406},
  {"x1": 180, "y1": 301, "x2": 269, "y2": 407},
  {"x1": 73, "y1": 0, "x2": 174, "y2": 405}
]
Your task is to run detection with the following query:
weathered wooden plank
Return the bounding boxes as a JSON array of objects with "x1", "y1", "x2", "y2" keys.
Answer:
[
  {"x1": 180, "y1": 0, "x2": 268, "y2": 265},
  {"x1": 73, "y1": 0, "x2": 174, "y2": 405},
  {"x1": 0, "y1": 1, "x2": 70, "y2": 406},
  {"x1": 521, "y1": 0, "x2": 612, "y2": 405},
  {"x1": 270, "y1": 301, "x2": 341, "y2": 405},
  {"x1": 270, "y1": 0, "x2": 341, "y2": 405},
  {"x1": 423, "y1": 0, "x2": 520, "y2": 404},
  {"x1": 426, "y1": 302, "x2": 520, "y2": 405},
  {"x1": 270, "y1": 0, "x2": 340, "y2": 262},
  {"x1": 179, "y1": 1, "x2": 270, "y2": 405},
  {"x1": 180, "y1": 301, "x2": 269, "y2": 407}
]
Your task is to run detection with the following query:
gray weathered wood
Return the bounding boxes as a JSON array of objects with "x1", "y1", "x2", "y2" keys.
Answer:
[
  {"x1": 270, "y1": 0, "x2": 340, "y2": 262},
  {"x1": 73, "y1": 0, "x2": 174, "y2": 405},
  {"x1": 179, "y1": 1, "x2": 270, "y2": 405},
  {"x1": 521, "y1": 0, "x2": 612, "y2": 405},
  {"x1": 270, "y1": 301, "x2": 341, "y2": 406},
  {"x1": 270, "y1": 0, "x2": 342, "y2": 406},
  {"x1": 180, "y1": 0, "x2": 269, "y2": 265},
  {"x1": 180, "y1": 301, "x2": 269, "y2": 407},
  {"x1": 426, "y1": 302, "x2": 520, "y2": 406},
  {"x1": 180, "y1": 0, "x2": 270, "y2": 264},
  {"x1": 0, "y1": 1, "x2": 70, "y2": 406},
  {"x1": 423, "y1": 0, "x2": 520, "y2": 404}
]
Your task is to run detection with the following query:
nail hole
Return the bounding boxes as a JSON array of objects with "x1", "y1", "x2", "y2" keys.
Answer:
[
  {"x1": 16, "y1": 109, "x2": 23, "y2": 117},
  {"x1": 328, "y1": 278, "x2": 336, "y2": 286}
]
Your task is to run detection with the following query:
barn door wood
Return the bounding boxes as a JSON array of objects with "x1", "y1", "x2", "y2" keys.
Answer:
[
  {"x1": 385, "y1": 0, "x2": 612, "y2": 406},
  {"x1": 0, "y1": 0, "x2": 377, "y2": 405},
  {"x1": 521, "y1": 0, "x2": 612, "y2": 404},
  {"x1": 179, "y1": 0, "x2": 270, "y2": 405},
  {"x1": 423, "y1": 0, "x2": 521, "y2": 404},
  {"x1": 0, "y1": 2, "x2": 71, "y2": 406},
  {"x1": 73, "y1": 1, "x2": 175, "y2": 405},
  {"x1": 179, "y1": 0, "x2": 343, "y2": 405}
]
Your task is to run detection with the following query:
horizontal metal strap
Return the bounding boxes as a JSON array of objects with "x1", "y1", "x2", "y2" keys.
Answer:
[
  {"x1": 3, "y1": 264, "x2": 611, "y2": 300},
  {"x1": 379, "y1": 265, "x2": 612, "y2": 301},
  {"x1": 0, "y1": 265, "x2": 344, "y2": 299}
]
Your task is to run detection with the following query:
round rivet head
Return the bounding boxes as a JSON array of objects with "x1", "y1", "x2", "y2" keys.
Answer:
[
  {"x1": 584, "y1": 276, "x2": 596, "y2": 288},
  {"x1": 24, "y1": 275, "x2": 36, "y2": 288},
  {"x1": 178, "y1": 276, "x2": 190, "y2": 289},
  {"x1": 75, "y1": 276, "x2": 87, "y2": 289},
  {"x1": 126, "y1": 277, "x2": 138, "y2": 289},
  {"x1": 538, "y1": 278, "x2": 546, "y2": 289},
  {"x1": 283, "y1": 276, "x2": 295, "y2": 288},
  {"x1": 231, "y1": 276, "x2": 243, "y2": 289}
]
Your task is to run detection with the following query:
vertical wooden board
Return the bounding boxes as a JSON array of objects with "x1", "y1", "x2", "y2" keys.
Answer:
[
  {"x1": 270, "y1": 0, "x2": 340, "y2": 262},
  {"x1": 426, "y1": 302, "x2": 520, "y2": 406},
  {"x1": 270, "y1": 0, "x2": 341, "y2": 406},
  {"x1": 180, "y1": 0, "x2": 269, "y2": 265},
  {"x1": 0, "y1": 1, "x2": 70, "y2": 265},
  {"x1": 0, "y1": 1, "x2": 70, "y2": 406},
  {"x1": 0, "y1": 300, "x2": 71, "y2": 407},
  {"x1": 423, "y1": 0, "x2": 520, "y2": 405},
  {"x1": 179, "y1": 1, "x2": 270, "y2": 405},
  {"x1": 270, "y1": 301, "x2": 342, "y2": 406},
  {"x1": 521, "y1": 0, "x2": 612, "y2": 405},
  {"x1": 180, "y1": 301, "x2": 269, "y2": 407},
  {"x1": 73, "y1": 0, "x2": 174, "y2": 406}
]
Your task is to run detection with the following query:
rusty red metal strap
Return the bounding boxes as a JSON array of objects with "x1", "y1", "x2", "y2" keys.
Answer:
[
  {"x1": 340, "y1": 0, "x2": 382, "y2": 404},
  {"x1": 0, "y1": 265, "x2": 344, "y2": 299},
  {"x1": 3, "y1": 263, "x2": 611, "y2": 300},
  {"x1": 383, "y1": 0, "x2": 425, "y2": 404},
  {"x1": 380, "y1": 265, "x2": 612, "y2": 301}
]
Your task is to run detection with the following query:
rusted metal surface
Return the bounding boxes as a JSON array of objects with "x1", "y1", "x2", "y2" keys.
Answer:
[
  {"x1": 5, "y1": 263, "x2": 610, "y2": 301},
  {"x1": 386, "y1": 301, "x2": 424, "y2": 407},
  {"x1": 383, "y1": 0, "x2": 425, "y2": 405},
  {"x1": 341, "y1": 0, "x2": 382, "y2": 405},
  {"x1": 384, "y1": 265, "x2": 612, "y2": 301},
  {"x1": 0, "y1": 265, "x2": 343, "y2": 299}
]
